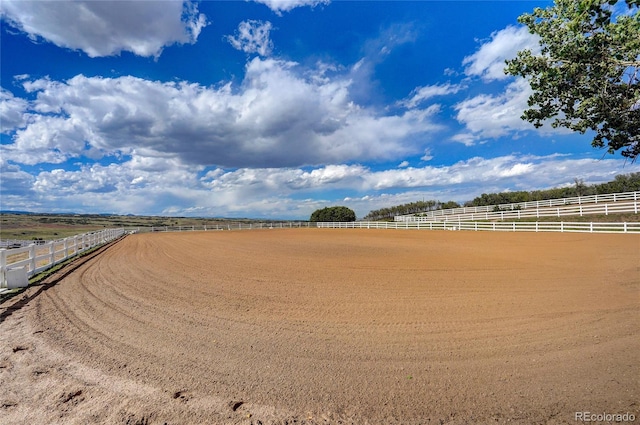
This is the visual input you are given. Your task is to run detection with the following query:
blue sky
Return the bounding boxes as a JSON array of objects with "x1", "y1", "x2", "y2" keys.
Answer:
[{"x1": 1, "y1": 0, "x2": 637, "y2": 219}]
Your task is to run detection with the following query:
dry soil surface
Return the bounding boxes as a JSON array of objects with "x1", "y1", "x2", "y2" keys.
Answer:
[{"x1": 1, "y1": 229, "x2": 638, "y2": 424}]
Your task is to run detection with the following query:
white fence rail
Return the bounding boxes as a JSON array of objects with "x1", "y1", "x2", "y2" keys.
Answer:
[
  {"x1": 0, "y1": 228, "x2": 125, "y2": 292},
  {"x1": 400, "y1": 200, "x2": 639, "y2": 223},
  {"x1": 395, "y1": 191, "x2": 640, "y2": 222},
  {"x1": 317, "y1": 221, "x2": 640, "y2": 233},
  {"x1": 0, "y1": 239, "x2": 46, "y2": 249}
]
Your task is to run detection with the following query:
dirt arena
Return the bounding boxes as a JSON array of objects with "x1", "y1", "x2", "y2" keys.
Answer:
[{"x1": 1, "y1": 229, "x2": 638, "y2": 424}]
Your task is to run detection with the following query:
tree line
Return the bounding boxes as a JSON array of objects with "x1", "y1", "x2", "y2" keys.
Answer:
[
  {"x1": 361, "y1": 173, "x2": 640, "y2": 220},
  {"x1": 362, "y1": 200, "x2": 461, "y2": 221},
  {"x1": 466, "y1": 173, "x2": 640, "y2": 207}
]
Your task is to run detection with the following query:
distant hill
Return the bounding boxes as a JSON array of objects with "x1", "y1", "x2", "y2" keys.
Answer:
[{"x1": 0, "y1": 210, "x2": 34, "y2": 215}]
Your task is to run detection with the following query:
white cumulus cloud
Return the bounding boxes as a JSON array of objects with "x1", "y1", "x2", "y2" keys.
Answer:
[
  {"x1": 252, "y1": 0, "x2": 330, "y2": 15},
  {"x1": 2, "y1": 58, "x2": 442, "y2": 168},
  {"x1": 226, "y1": 20, "x2": 274, "y2": 57},
  {"x1": 454, "y1": 78, "x2": 536, "y2": 138},
  {"x1": 452, "y1": 25, "x2": 560, "y2": 141},
  {"x1": 0, "y1": 0, "x2": 208, "y2": 58},
  {"x1": 0, "y1": 88, "x2": 29, "y2": 132},
  {"x1": 400, "y1": 83, "x2": 463, "y2": 108},
  {"x1": 462, "y1": 25, "x2": 539, "y2": 82},
  {"x1": 3, "y1": 153, "x2": 634, "y2": 218}
]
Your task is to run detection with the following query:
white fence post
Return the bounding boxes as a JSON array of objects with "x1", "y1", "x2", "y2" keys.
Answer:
[
  {"x1": 0, "y1": 249, "x2": 6, "y2": 287},
  {"x1": 49, "y1": 242, "x2": 55, "y2": 264},
  {"x1": 29, "y1": 244, "x2": 36, "y2": 274}
]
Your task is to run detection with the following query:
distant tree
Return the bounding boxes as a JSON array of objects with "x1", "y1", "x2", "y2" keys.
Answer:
[
  {"x1": 363, "y1": 199, "x2": 461, "y2": 221},
  {"x1": 310, "y1": 206, "x2": 356, "y2": 222},
  {"x1": 574, "y1": 178, "x2": 587, "y2": 196},
  {"x1": 594, "y1": 171, "x2": 640, "y2": 192},
  {"x1": 505, "y1": 0, "x2": 640, "y2": 161},
  {"x1": 440, "y1": 201, "x2": 461, "y2": 210}
]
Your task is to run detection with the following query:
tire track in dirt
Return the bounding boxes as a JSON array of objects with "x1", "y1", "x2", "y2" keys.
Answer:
[{"x1": 1, "y1": 229, "x2": 638, "y2": 424}]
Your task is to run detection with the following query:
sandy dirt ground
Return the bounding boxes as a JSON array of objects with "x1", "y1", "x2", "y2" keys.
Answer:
[{"x1": 1, "y1": 229, "x2": 638, "y2": 424}]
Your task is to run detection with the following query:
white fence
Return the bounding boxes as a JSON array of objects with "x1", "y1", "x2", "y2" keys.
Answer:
[
  {"x1": 395, "y1": 191, "x2": 640, "y2": 222},
  {"x1": 0, "y1": 228, "x2": 125, "y2": 292},
  {"x1": 2, "y1": 213, "x2": 637, "y2": 292},
  {"x1": 317, "y1": 220, "x2": 640, "y2": 233},
  {"x1": 0, "y1": 239, "x2": 44, "y2": 249},
  {"x1": 402, "y1": 200, "x2": 639, "y2": 223}
]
